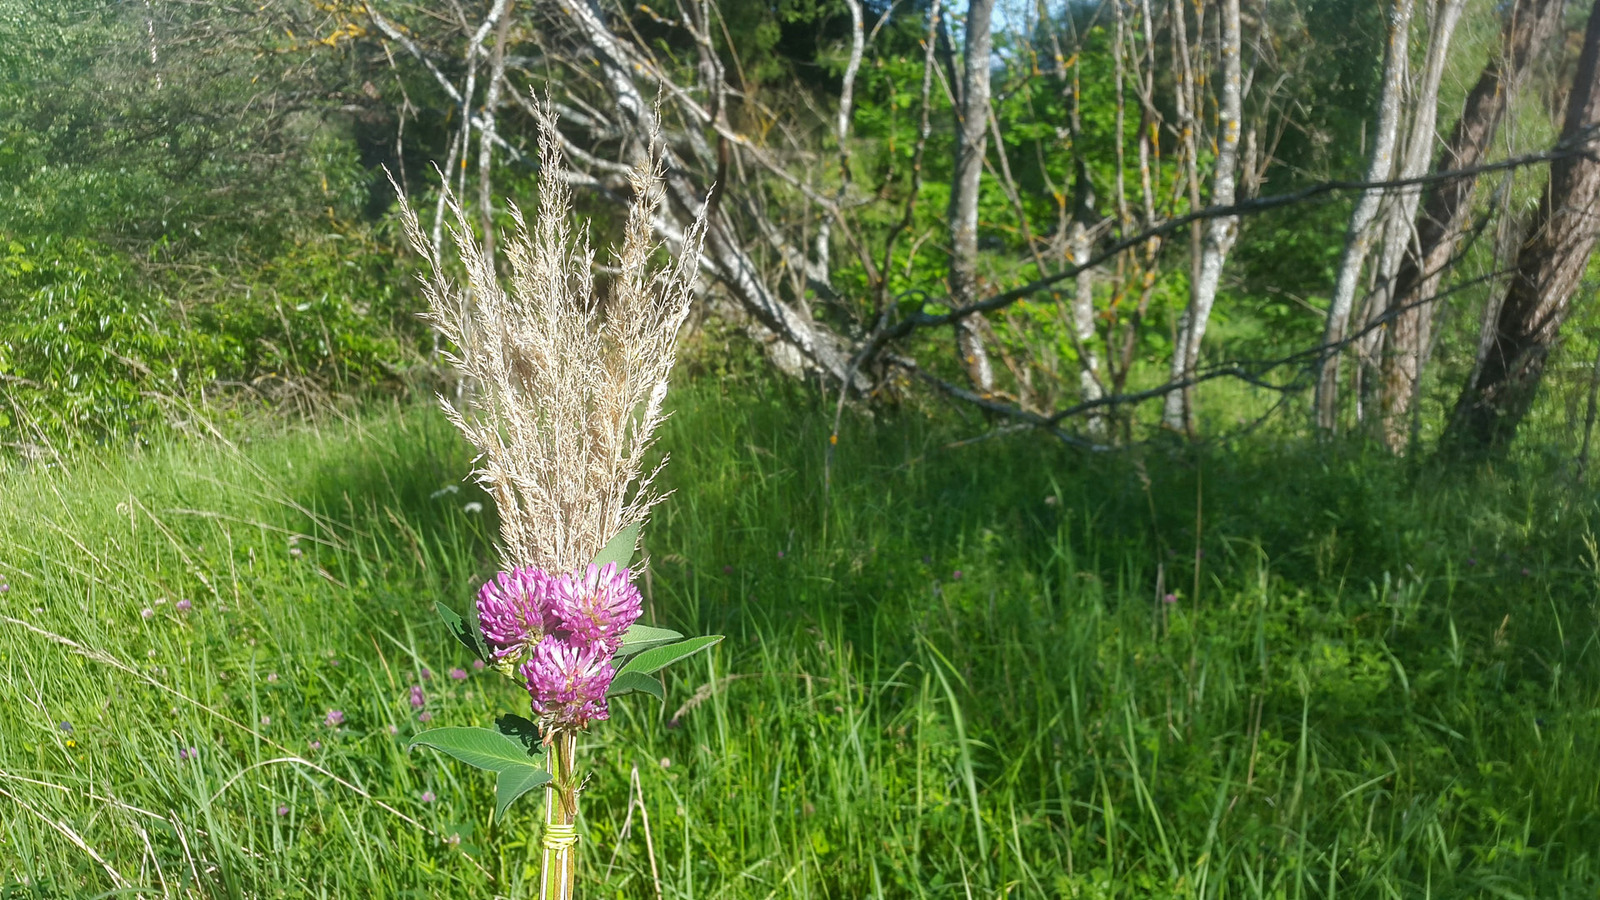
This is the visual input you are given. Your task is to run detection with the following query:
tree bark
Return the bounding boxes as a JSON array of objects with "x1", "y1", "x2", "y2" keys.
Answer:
[
  {"x1": 1445, "y1": 0, "x2": 1600, "y2": 454},
  {"x1": 1162, "y1": 0, "x2": 1242, "y2": 433},
  {"x1": 950, "y1": 0, "x2": 997, "y2": 395},
  {"x1": 1378, "y1": 0, "x2": 1566, "y2": 451},
  {"x1": 1357, "y1": 0, "x2": 1465, "y2": 426},
  {"x1": 1313, "y1": 0, "x2": 1415, "y2": 433}
]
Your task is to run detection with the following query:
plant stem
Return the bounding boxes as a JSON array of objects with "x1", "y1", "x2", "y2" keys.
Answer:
[{"x1": 540, "y1": 729, "x2": 579, "y2": 900}]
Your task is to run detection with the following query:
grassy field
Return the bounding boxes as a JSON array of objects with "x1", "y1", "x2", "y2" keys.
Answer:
[{"x1": 1, "y1": 378, "x2": 1598, "y2": 898}]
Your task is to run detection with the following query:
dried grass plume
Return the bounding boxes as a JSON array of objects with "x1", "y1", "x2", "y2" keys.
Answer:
[{"x1": 394, "y1": 104, "x2": 706, "y2": 572}]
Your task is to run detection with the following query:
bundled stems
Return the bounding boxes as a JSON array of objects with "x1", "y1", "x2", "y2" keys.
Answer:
[{"x1": 541, "y1": 730, "x2": 579, "y2": 900}]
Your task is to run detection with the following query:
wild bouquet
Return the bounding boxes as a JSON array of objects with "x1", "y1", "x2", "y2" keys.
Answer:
[{"x1": 393, "y1": 106, "x2": 717, "y2": 899}]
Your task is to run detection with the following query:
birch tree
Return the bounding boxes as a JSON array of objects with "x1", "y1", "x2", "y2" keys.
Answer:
[
  {"x1": 950, "y1": 0, "x2": 998, "y2": 395},
  {"x1": 1377, "y1": 0, "x2": 1566, "y2": 451},
  {"x1": 1354, "y1": 0, "x2": 1466, "y2": 422},
  {"x1": 1313, "y1": 0, "x2": 1416, "y2": 433},
  {"x1": 1162, "y1": 0, "x2": 1243, "y2": 433},
  {"x1": 1445, "y1": 0, "x2": 1600, "y2": 453}
]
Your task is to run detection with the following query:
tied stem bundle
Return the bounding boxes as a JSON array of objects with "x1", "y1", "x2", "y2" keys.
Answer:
[{"x1": 397, "y1": 96, "x2": 715, "y2": 900}]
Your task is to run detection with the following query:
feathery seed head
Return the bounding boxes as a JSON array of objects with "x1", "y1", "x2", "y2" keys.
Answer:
[{"x1": 394, "y1": 98, "x2": 705, "y2": 577}]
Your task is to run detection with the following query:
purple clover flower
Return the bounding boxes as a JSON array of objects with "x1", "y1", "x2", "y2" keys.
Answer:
[
  {"x1": 418, "y1": 711, "x2": 432, "y2": 722},
  {"x1": 449, "y1": 667, "x2": 468, "y2": 681},
  {"x1": 476, "y1": 567, "x2": 558, "y2": 665},
  {"x1": 324, "y1": 709, "x2": 344, "y2": 728},
  {"x1": 421, "y1": 790, "x2": 436, "y2": 803},
  {"x1": 409, "y1": 685, "x2": 426, "y2": 709},
  {"x1": 472, "y1": 659, "x2": 485, "y2": 671},
  {"x1": 550, "y1": 562, "x2": 642, "y2": 655},
  {"x1": 520, "y1": 636, "x2": 615, "y2": 730},
  {"x1": 176, "y1": 599, "x2": 192, "y2": 612},
  {"x1": 276, "y1": 805, "x2": 289, "y2": 816}
]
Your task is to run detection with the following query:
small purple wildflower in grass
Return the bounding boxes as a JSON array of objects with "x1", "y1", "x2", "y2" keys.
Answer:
[
  {"x1": 0, "y1": 582, "x2": 9, "y2": 593},
  {"x1": 418, "y1": 711, "x2": 433, "y2": 722},
  {"x1": 951, "y1": 570, "x2": 964, "y2": 581},
  {"x1": 290, "y1": 547, "x2": 303, "y2": 558},
  {"x1": 421, "y1": 668, "x2": 432, "y2": 680},
  {"x1": 387, "y1": 724, "x2": 399, "y2": 735},
  {"x1": 420, "y1": 790, "x2": 436, "y2": 803},
  {"x1": 309, "y1": 739, "x2": 322, "y2": 751},
  {"x1": 659, "y1": 757, "x2": 671, "y2": 769},
  {"x1": 324, "y1": 709, "x2": 344, "y2": 728},
  {"x1": 1163, "y1": 593, "x2": 1178, "y2": 604},
  {"x1": 141, "y1": 607, "x2": 155, "y2": 620},
  {"x1": 521, "y1": 637, "x2": 614, "y2": 729},
  {"x1": 472, "y1": 659, "x2": 485, "y2": 671},
  {"x1": 276, "y1": 805, "x2": 289, "y2": 816},
  {"x1": 777, "y1": 550, "x2": 785, "y2": 559},
  {"x1": 410, "y1": 685, "x2": 426, "y2": 709},
  {"x1": 176, "y1": 599, "x2": 192, "y2": 612},
  {"x1": 178, "y1": 747, "x2": 197, "y2": 761},
  {"x1": 267, "y1": 673, "x2": 278, "y2": 683},
  {"x1": 260, "y1": 715, "x2": 271, "y2": 726},
  {"x1": 1467, "y1": 557, "x2": 1478, "y2": 568},
  {"x1": 329, "y1": 658, "x2": 339, "y2": 667},
  {"x1": 59, "y1": 721, "x2": 72, "y2": 733},
  {"x1": 449, "y1": 667, "x2": 468, "y2": 681},
  {"x1": 723, "y1": 565, "x2": 734, "y2": 575},
  {"x1": 550, "y1": 563, "x2": 643, "y2": 654},
  {"x1": 446, "y1": 832, "x2": 462, "y2": 846}
]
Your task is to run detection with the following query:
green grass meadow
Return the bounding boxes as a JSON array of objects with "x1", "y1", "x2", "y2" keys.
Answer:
[{"x1": 2, "y1": 380, "x2": 1599, "y2": 897}]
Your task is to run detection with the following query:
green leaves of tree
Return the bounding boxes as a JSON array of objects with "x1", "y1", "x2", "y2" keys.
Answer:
[{"x1": 408, "y1": 726, "x2": 550, "y2": 820}]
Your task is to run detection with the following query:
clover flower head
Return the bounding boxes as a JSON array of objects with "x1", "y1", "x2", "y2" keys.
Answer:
[
  {"x1": 409, "y1": 685, "x2": 426, "y2": 709},
  {"x1": 476, "y1": 567, "x2": 558, "y2": 665},
  {"x1": 520, "y1": 637, "x2": 614, "y2": 730},
  {"x1": 550, "y1": 562, "x2": 642, "y2": 655}
]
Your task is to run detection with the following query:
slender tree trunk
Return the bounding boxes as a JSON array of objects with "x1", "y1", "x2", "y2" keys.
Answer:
[
  {"x1": 477, "y1": 1, "x2": 514, "y2": 270},
  {"x1": 1357, "y1": 0, "x2": 1466, "y2": 426},
  {"x1": 951, "y1": 0, "x2": 997, "y2": 394},
  {"x1": 1314, "y1": 0, "x2": 1416, "y2": 433},
  {"x1": 1445, "y1": 0, "x2": 1600, "y2": 454},
  {"x1": 1379, "y1": 0, "x2": 1566, "y2": 450},
  {"x1": 1163, "y1": 0, "x2": 1242, "y2": 433}
]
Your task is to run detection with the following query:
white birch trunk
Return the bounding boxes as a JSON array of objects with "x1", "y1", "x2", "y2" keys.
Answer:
[
  {"x1": 1357, "y1": 0, "x2": 1466, "y2": 419},
  {"x1": 1313, "y1": 0, "x2": 1416, "y2": 432},
  {"x1": 950, "y1": 0, "x2": 997, "y2": 395},
  {"x1": 1162, "y1": 0, "x2": 1242, "y2": 432}
]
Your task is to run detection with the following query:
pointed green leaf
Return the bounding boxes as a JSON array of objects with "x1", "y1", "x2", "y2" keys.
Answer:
[
  {"x1": 616, "y1": 635, "x2": 723, "y2": 678},
  {"x1": 592, "y1": 521, "x2": 641, "y2": 571},
  {"x1": 495, "y1": 713, "x2": 541, "y2": 752},
  {"x1": 435, "y1": 601, "x2": 486, "y2": 661},
  {"x1": 409, "y1": 727, "x2": 539, "y2": 772},
  {"x1": 613, "y1": 623, "x2": 683, "y2": 659},
  {"x1": 494, "y1": 764, "x2": 552, "y2": 821},
  {"x1": 607, "y1": 670, "x2": 665, "y2": 703}
]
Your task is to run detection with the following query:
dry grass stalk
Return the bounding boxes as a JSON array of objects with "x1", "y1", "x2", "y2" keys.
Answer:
[{"x1": 394, "y1": 101, "x2": 706, "y2": 572}]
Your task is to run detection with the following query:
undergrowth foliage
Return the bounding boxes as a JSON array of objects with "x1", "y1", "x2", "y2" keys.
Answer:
[{"x1": 1, "y1": 384, "x2": 1598, "y2": 896}]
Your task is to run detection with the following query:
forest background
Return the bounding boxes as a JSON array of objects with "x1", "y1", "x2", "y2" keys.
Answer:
[{"x1": 2, "y1": 0, "x2": 1600, "y2": 896}]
